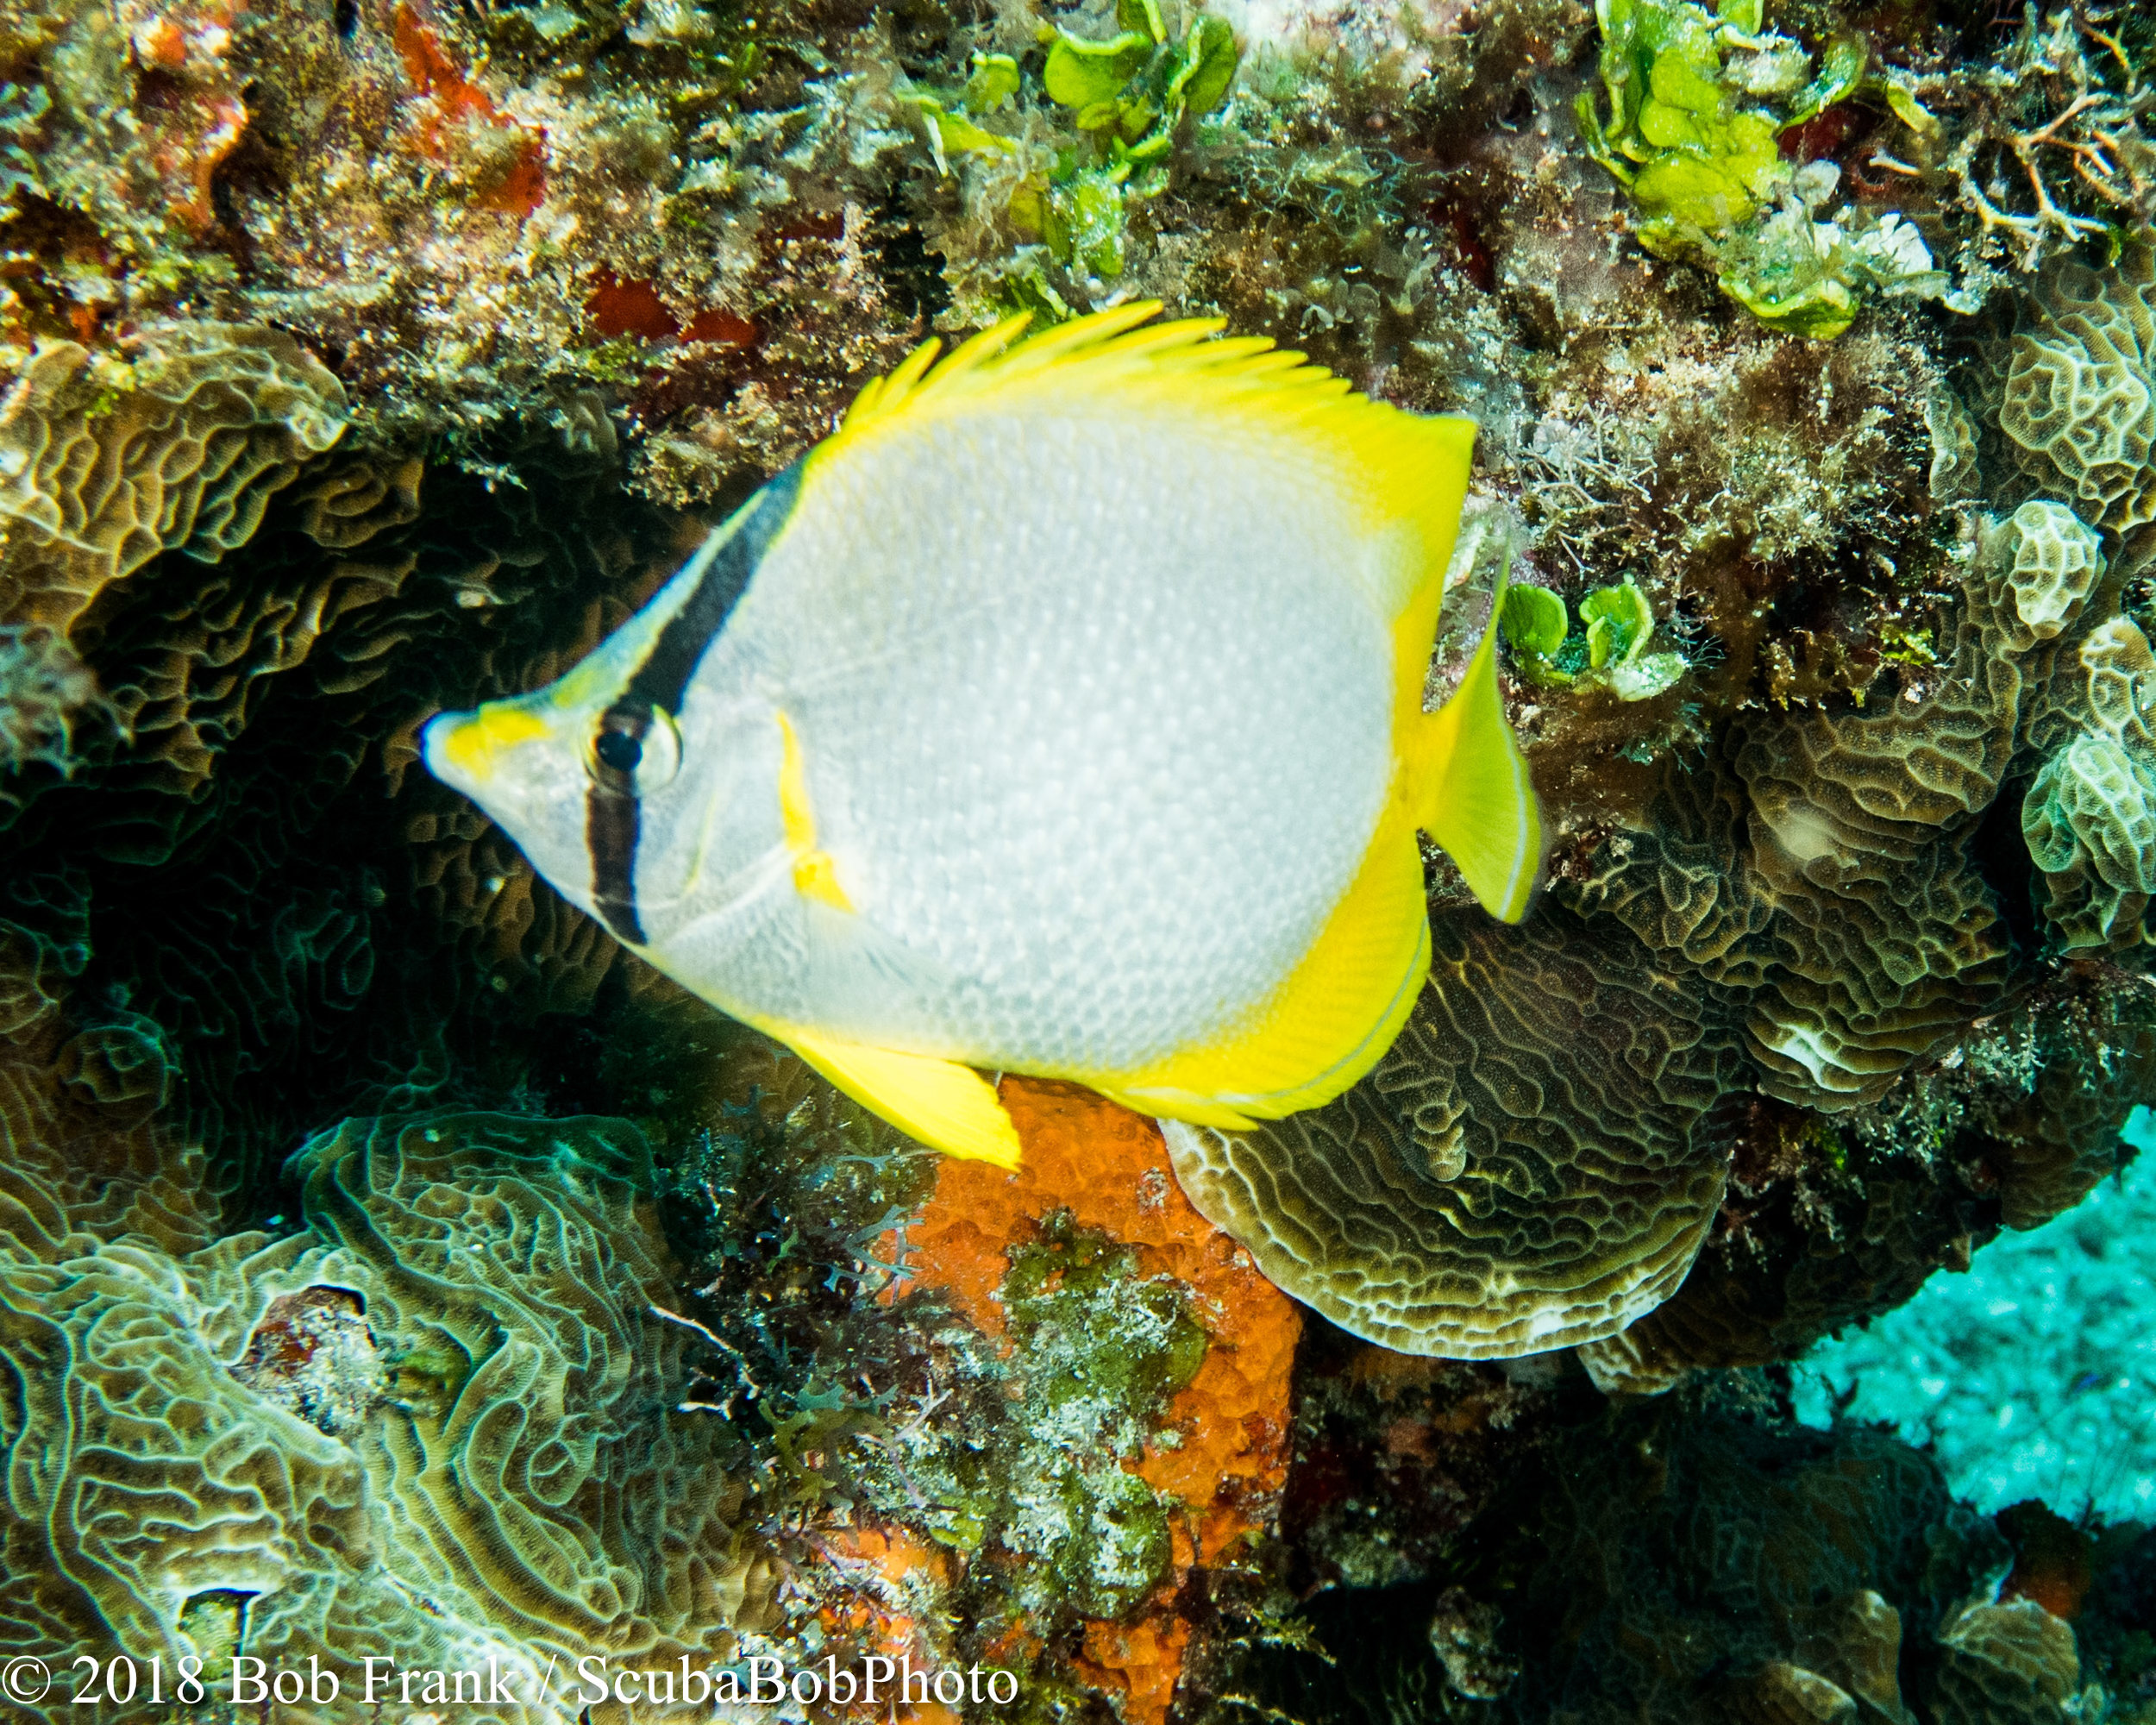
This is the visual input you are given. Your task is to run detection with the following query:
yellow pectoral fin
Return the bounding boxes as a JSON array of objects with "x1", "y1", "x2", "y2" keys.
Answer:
[
  {"x1": 784, "y1": 1030, "x2": 1023, "y2": 1170},
  {"x1": 1109, "y1": 804, "x2": 1432, "y2": 1125},
  {"x1": 1409, "y1": 576, "x2": 1543, "y2": 924}
]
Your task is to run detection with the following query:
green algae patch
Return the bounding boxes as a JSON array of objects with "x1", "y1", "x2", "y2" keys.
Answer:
[
  {"x1": 1501, "y1": 577, "x2": 1686, "y2": 699},
  {"x1": 1577, "y1": 0, "x2": 1947, "y2": 336},
  {"x1": 1026, "y1": 0, "x2": 1240, "y2": 281}
]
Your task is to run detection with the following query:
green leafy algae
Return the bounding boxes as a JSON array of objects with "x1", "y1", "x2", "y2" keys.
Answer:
[
  {"x1": 1501, "y1": 578, "x2": 1686, "y2": 699},
  {"x1": 1576, "y1": 0, "x2": 1946, "y2": 336},
  {"x1": 1027, "y1": 0, "x2": 1239, "y2": 280}
]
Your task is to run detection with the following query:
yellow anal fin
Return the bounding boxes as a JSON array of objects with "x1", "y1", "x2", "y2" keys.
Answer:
[
  {"x1": 785, "y1": 1030, "x2": 1022, "y2": 1170},
  {"x1": 1107, "y1": 800, "x2": 1432, "y2": 1126},
  {"x1": 1407, "y1": 574, "x2": 1542, "y2": 924}
]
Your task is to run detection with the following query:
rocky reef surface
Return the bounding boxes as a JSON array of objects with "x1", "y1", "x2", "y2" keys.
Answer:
[{"x1": 2, "y1": 0, "x2": 2155, "y2": 1716}]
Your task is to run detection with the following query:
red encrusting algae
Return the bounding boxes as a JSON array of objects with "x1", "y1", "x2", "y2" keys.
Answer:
[{"x1": 392, "y1": 3, "x2": 546, "y2": 218}]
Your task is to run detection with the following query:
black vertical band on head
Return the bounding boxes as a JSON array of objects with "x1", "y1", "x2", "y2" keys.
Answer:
[
  {"x1": 627, "y1": 458, "x2": 804, "y2": 715},
  {"x1": 588, "y1": 785, "x2": 644, "y2": 944},
  {"x1": 581, "y1": 458, "x2": 803, "y2": 950}
]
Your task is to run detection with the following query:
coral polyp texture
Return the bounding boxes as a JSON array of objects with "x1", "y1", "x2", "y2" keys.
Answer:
[
  {"x1": 1, "y1": 0, "x2": 2155, "y2": 1713},
  {"x1": 1164, "y1": 906, "x2": 1746, "y2": 1357},
  {"x1": 0, "y1": 324, "x2": 348, "y2": 631},
  {"x1": 0, "y1": 1103, "x2": 774, "y2": 1724},
  {"x1": 1991, "y1": 249, "x2": 2156, "y2": 538}
]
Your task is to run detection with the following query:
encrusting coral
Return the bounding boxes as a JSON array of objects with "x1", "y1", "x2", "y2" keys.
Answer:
[
  {"x1": 0, "y1": 324, "x2": 348, "y2": 636},
  {"x1": 1168, "y1": 479, "x2": 2156, "y2": 1364},
  {"x1": 0, "y1": 908, "x2": 772, "y2": 1722},
  {"x1": 10, "y1": 1151, "x2": 764, "y2": 1722}
]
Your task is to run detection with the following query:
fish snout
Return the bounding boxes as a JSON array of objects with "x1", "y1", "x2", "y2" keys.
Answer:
[{"x1": 421, "y1": 699, "x2": 555, "y2": 796}]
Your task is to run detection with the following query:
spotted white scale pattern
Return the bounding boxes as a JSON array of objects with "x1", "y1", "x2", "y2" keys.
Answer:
[{"x1": 638, "y1": 397, "x2": 1397, "y2": 1078}]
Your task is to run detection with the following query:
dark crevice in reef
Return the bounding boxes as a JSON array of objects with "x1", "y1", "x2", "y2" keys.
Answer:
[
  {"x1": 1971, "y1": 775, "x2": 2040, "y2": 963},
  {"x1": 0, "y1": 439, "x2": 687, "y2": 1226}
]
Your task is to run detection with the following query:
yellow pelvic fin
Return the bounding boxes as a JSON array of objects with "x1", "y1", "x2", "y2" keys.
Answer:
[
  {"x1": 1106, "y1": 798, "x2": 1432, "y2": 1126},
  {"x1": 784, "y1": 1030, "x2": 1022, "y2": 1170},
  {"x1": 1406, "y1": 573, "x2": 1543, "y2": 924},
  {"x1": 776, "y1": 709, "x2": 855, "y2": 913}
]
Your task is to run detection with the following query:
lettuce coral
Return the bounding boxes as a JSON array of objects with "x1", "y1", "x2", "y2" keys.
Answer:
[
  {"x1": 1988, "y1": 246, "x2": 2156, "y2": 539},
  {"x1": 0, "y1": 327, "x2": 348, "y2": 635},
  {"x1": 1181, "y1": 464, "x2": 2156, "y2": 1367},
  {"x1": 1933, "y1": 1596, "x2": 2093, "y2": 1725},
  {"x1": 1586, "y1": 497, "x2": 2122, "y2": 1113},
  {"x1": 1164, "y1": 905, "x2": 1747, "y2": 1358},
  {"x1": 1205, "y1": 1392, "x2": 2034, "y2": 1724},
  {"x1": 0, "y1": 1100, "x2": 771, "y2": 1724},
  {"x1": 2022, "y1": 618, "x2": 2156, "y2": 951}
]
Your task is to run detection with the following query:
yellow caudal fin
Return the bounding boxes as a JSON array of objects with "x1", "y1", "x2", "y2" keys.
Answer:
[
  {"x1": 784, "y1": 1030, "x2": 1022, "y2": 1170},
  {"x1": 1407, "y1": 574, "x2": 1542, "y2": 923}
]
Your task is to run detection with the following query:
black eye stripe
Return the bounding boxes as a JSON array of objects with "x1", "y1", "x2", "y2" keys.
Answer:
[
  {"x1": 580, "y1": 459, "x2": 801, "y2": 950},
  {"x1": 591, "y1": 703, "x2": 654, "y2": 794},
  {"x1": 587, "y1": 785, "x2": 644, "y2": 944}
]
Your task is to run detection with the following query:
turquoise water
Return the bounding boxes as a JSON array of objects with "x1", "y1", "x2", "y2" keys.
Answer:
[{"x1": 1795, "y1": 1109, "x2": 2156, "y2": 1523}]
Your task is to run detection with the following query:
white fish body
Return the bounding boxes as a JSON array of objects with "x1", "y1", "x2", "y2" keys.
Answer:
[{"x1": 423, "y1": 306, "x2": 1540, "y2": 1167}]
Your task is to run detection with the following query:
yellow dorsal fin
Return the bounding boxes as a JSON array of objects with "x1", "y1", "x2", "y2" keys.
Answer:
[
  {"x1": 783, "y1": 1030, "x2": 1022, "y2": 1170},
  {"x1": 813, "y1": 305, "x2": 1476, "y2": 613},
  {"x1": 1407, "y1": 571, "x2": 1542, "y2": 922}
]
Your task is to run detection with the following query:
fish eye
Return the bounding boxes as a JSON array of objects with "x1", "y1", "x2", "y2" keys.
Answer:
[{"x1": 587, "y1": 704, "x2": 682, "y2": 794}]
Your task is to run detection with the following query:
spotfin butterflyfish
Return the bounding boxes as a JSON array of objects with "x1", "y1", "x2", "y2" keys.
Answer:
[{"x1": 422, "y1": 304, "x2": 1541, "y2": 1171}]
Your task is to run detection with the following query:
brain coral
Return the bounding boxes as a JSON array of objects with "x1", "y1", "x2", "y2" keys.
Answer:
[
  {"x1": 1163, "y1": 906, "x2": 1748, "y2": 1358},
  {"x1": 1931, "y1": 1596, "x2": 2094, "y2": 1725},
  {"x1": 0, "y1": 326, "x2": 348, "y2": 634},
  {"x1": 1196, "y1": 480, "x2": 2156, "y2": 1367},
  {"x1": 0, "y1": 355, "x2": 683, "y2": 1215},
  {"x1": 0, "y1": 1099, "x2": 770, "y2": 1723},
  {"x1": 2021, "y1": 616, "x2": 2156, "y2": 951},
  {"x1": 1991, "y1": 246, "x2": 2156, "y2": 536}
]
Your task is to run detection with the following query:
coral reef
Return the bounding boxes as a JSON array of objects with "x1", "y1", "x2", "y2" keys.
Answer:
[
  {"x1": 2, "y1": 0, "x2": 2155, "y2": 1713},
  {"x1": 1196, "y1": 1378, "x2": 2139, "y2": 1725},
  {"x1": 1165, "y1": 905, "x2": 1747, "y2": 1358},
  {"x1": 0, "y1": 1082, "x2": 771, "y2": 1720},
  {"x1": 1796, "y1": 1111, "x2": 2156, "y2": 1524}
]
